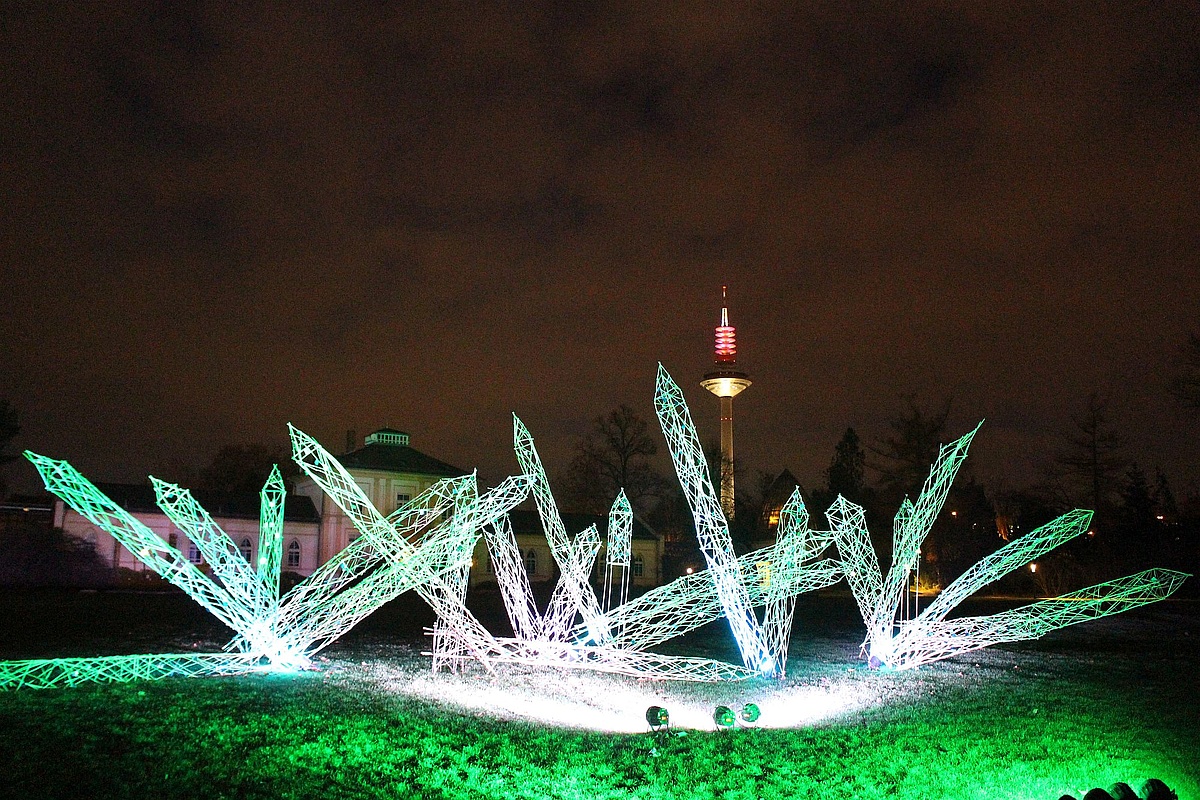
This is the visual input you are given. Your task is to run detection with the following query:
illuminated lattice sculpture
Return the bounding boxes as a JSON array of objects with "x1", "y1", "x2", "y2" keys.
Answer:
[
  {"x1": 401, "y1": 414, "x2": 788, "y2": 683},
  {"x1": 1, "y1": 432, "x2": 528, "y2": 690},
  {"x1": 418, "y1": 366, "x2": 843, "y2": 682},
  {"x1": 831, "y1": 425, "x2": 1190, "y2": 670},
  {"x1": 602, "y1": 489, "x2": 632, "y2": 614},
  {"x1": 5, "y1": 369, "x2": 1186, "y2": 691}
]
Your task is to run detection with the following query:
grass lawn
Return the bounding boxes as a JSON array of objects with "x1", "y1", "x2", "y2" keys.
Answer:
[{"x1": 0, "y1": 589, "x2": 1196, "y2": 799}]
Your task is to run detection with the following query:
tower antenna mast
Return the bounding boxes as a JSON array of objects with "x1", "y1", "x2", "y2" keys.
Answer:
[{"x1": 701, "y1": 285, "x2": 751, "y2": 519}]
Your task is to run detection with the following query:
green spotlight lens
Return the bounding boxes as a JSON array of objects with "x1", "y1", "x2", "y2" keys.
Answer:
[
  {"x1": 713, "y1": 705, "x2": 736, "y2": 728},
  {"x1": 646, "y1": 706, "x2": 669, "y2": 728},
  {"x1": 740, "y1": 703, "x2": 760, "y2": 723}
]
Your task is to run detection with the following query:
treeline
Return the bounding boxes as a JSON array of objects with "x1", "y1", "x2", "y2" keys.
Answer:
[
  {"x1": 558, "y1": 376, "x2": 1199, "y2": 595},
  {"x1": 742, "y1": 391, "x2": 1197, "y2": 596}
]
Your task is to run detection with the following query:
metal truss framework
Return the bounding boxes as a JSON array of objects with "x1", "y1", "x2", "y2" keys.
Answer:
[
  {"x1": 602, "y1": 489, "x2": 632, "y2": 614},
  {"x1": 654, "y1": 365, "x2": 776, "y2": 675},
  {"x1": 1, "y1": 367, "x2": 1189, "y2": 690},
  {"x1": 0, "y1": 653, "x2": 263, "y2": 691},
  {"x1": 419, "y1": 366, "x2": 842, "y2": 682},
  {"x1": 830, "y1": 426, "x2": 1191, "y2": 670},
  {"x1": 1, "y1": 432, "x2": 528, "y2": 690}
]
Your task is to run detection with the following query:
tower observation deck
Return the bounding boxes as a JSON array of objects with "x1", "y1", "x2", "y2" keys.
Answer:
[{"x1": 700, "y1": 285, "x2": 750, "y2": 520}]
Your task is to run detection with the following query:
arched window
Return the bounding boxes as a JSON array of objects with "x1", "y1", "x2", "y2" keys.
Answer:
[
  {"x1": 524, "y1": 548, "x2": 537, "y2": 576},
  {"x1": 286, "y1": 539, "x2": 301, "y2": 568},
  {"x1": 239, "y1": 538, "x2": 253, "y2": 562},
  {"x1": 483, "y1": 552, "x2": 493, "y2": 575},
  {"x1": 632, "y1": 553, "x2": 644, "y2": 578},
  {"x1": 187, "y1": 542, "x2": 202, "y2": 564}
]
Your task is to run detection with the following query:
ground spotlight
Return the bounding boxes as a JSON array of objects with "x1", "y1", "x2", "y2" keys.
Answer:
[
  {"x1": 1057, "y1": 778, "x2": 1177, "y2": 800},
  {"x1": 713, "y1": 705, "x2": 736, "y2": 729},
  {"x1": 739, "y1": 703, "x2": 760, "y2": 724},
  {"x1": 645, "y1": 706, "x2": 669, "y2": 731}
]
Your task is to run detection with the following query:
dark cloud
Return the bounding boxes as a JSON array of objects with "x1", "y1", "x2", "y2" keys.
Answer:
[{"x1": 2, "y1": 1, "x2": 1199, "y2": 499}]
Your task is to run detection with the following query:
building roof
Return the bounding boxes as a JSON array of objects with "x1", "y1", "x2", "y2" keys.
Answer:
[
  {"x1": 763, "y1": 469, "x2": 801, "y2": 506},
  {"x1": 507, "y1": 509, "x2": 658, "y2": 541},
  {"x1": 83, "y1": 482, "x2": 321, "y2": 524},
  {"x1": 337, "y1": 441, "x2": 466, "y2": 478}
]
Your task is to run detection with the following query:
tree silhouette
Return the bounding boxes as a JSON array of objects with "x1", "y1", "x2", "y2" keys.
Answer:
[
  {"x1": 1050, "y1": 391, "x2": 1127, "y2": 526},
  {"x1": 198, "y1": 443, "x2": 297, "y2": 495},
  {"x1": 563, "y1": 404, "x2": 667, "y2": 516},
  {"x1": 1116, "y1": 462, "x2": 1164, "y2": 570},
  {"x1": 1119, "y1": 463, "x2": 1155, "y2": 533},
  {"x1": 0, "y1": 401, "x2": 18, "y2": 464},
  {"x1": 869, "y1": 395, "x2": 952, "y2": 502},
  {"x1": 1153, "y1": 468, "x2": 1178, "y2": 520},
  {"x1": 825, "y1": 427, "x2": 866, "y2": 499}
]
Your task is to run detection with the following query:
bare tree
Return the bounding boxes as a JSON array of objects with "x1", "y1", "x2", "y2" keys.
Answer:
[
  {"x1": 869, "y1": 395, "x2": 952, "y2": 501},
  {"x1": 198, "y1": 443, "x2": 297, "y2": 495},
  {"x1": 1049, "y1": 391, "x2": 1127, "y2": 523},
  {"x1": 562, "y1": 405, "x2": 667, "y2": 516}
]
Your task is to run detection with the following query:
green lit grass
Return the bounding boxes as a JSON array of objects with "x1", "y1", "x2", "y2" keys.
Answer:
[{"x1": 0, "y1": 591, "x2": 1196, "y2": 799}]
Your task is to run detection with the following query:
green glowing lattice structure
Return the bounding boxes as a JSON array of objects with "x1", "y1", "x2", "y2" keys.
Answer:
[
  {"x1": 22, "y1": 453, "x2": 259, "y2": 642},
  {"x1": 0, "y1": 653, "x2": 265, "y2": 690},
  {"x1": 2, "y1": 431, "x2": 527, "y2": 690},
  {"x1": 152, "y1": 477, "x2": 277, "y2": 631},
  {"x1": 257, "y1": 466, "x2": 285, "y2": 605},
  {"x1": 830, "y1": 424, "x2": 1190, "y2": 669},
  {"x1": 7, "y1": 383, "x2": 1186, "y2": 690}
]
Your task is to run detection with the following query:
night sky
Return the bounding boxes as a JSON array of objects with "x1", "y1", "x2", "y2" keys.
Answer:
[{"x1": 3, "y1": 3, "x2": 1199, "y2": 501}]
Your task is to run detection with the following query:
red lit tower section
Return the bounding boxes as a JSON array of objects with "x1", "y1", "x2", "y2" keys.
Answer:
[{"x1": 700, "y1": 286, "x2": 751, "y2": 520}]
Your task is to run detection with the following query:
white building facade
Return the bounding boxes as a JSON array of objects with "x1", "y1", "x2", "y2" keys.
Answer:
[
  {"x1": 292, "y1": 428, "x2": 468, "y2": 566},
  {"x1": 55, "y1": 429, "x2": 663, "y2": 589},
  {"x1": 56, "y1": 483, "x2": 322, "y2": 576}
]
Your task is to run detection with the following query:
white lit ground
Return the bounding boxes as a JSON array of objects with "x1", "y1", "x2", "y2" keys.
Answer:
[
  {"x1": 306, "y1": 604, "x2": 1197, "y2": 736},
  {"x1": 311, "y1": 631, "x2": 1002, "y2": 734}
]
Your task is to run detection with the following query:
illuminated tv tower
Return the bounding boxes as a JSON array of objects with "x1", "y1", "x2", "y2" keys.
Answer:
[{"x1": 700, "y1": 285, "x2": 751, "y2": 520}]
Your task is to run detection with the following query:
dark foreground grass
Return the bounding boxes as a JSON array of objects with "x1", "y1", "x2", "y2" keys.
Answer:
[{"x1": 0, "y1": 591, "x2": 1196, "y2": 800}]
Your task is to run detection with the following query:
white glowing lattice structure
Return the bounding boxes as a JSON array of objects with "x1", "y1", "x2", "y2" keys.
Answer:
[
  {"x1": 286, "y1": 425, "x2": 529, "y2": 673},
  {"x1": 413, "y1": 367, "x2": 842, "y2": 682},
  {"x1": 831, "y1": 425, "x2": 1190, "y2": 670},
  {"x1": 602, "y1": 489, "x2": 632, "y2": 613},
  {"x1": 512, "y1": 416, "x2": 608, "y2": 644},
  {"x1": 579, "y1": 500, "x2": 841, "y2": 660},
  {"x1": 385, "y1": 414, "x2": 793, "y2": 682},
  {"x1": 654, "y1": 365, "x2": 777, "y2": 675}
]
